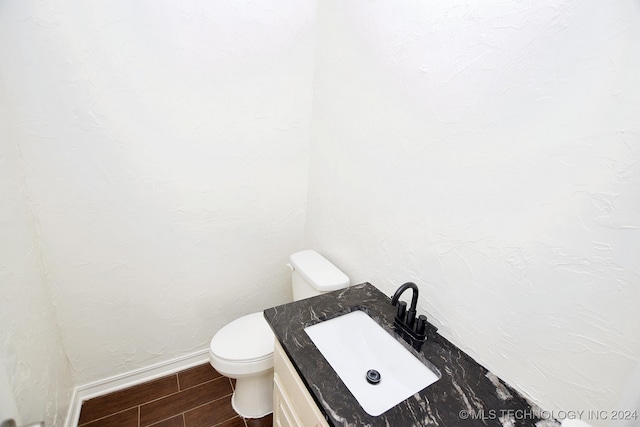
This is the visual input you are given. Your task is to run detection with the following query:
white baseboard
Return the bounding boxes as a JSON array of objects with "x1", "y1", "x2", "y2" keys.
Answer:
[{"x1": 65, "y1": 349, "x2": 209, "y2": 427}]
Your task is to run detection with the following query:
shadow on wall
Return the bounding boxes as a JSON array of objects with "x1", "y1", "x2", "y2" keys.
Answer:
[{"x1": 0, "y1": 364, "x2": 19, "y2": 426}]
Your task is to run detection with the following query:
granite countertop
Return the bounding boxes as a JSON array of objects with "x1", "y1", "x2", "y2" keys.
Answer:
[{"x1": 264, "y1": 283, "x2": 561, "y2": 427}]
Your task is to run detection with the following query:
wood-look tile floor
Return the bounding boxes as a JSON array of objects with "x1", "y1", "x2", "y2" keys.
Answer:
[{"x1": 78, "y1": 364, "x2": 273, "y2": 427}]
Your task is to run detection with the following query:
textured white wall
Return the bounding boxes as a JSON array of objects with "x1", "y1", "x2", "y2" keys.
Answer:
[
  {"x1": 1, "y1": 0, "x2": 316, "y2": 387},
  {"x1": 0, "y1": 65, "x2": 74, "y2": 426},
  {"x1": 306, "y1": 0, "x2": 640, "y2": 424}
]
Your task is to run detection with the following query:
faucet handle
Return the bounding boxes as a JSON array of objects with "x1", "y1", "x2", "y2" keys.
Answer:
[
  {"x1": 415, "y1": 315, "x2": 427, "y2": 336},
  {"x1": 395, "y1": 301, "x2": 407, "y2": 322}
]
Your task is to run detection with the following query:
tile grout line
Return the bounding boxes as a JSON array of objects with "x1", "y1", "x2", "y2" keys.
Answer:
[
  {"x1": 175, "y1": 391, "x2": 236, "y2": 427},
  {"x1": 79, "y1": 374, "x2": 181, "y2": 425},
  {"x1": 77, "y1": 406, "x2": 139, "y2": 427},
  {"x1": 142, "y1": 411, "x2": 185, "y2": 427},
  {"x1": 177, "y1": 372, "x2": 226, "y2": 393},
  {"x1": 209, "y1": 416, "x2": 246, "y2": 427},
  {"x1": 140, "y1": 381, "x2": 234, "y2": 427},
  {"x1": 211, "y1": 414, "x2": 247, "y2": 427},
  {"x1": 80, "y1": 368, "x2": 256, "y2": 427},
  {"x1": 141, "y1": 373, "x2": 233, "y2": 416}
]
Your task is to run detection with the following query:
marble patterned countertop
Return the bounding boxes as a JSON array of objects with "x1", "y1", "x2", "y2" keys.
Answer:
[{"x1": 263, "y1": 282, "x2": 561, "y2": 427}]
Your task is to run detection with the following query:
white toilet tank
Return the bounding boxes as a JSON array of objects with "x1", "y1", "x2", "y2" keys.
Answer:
[{"x1": 288, "y1": 250, "x2": 350, "y2": 301}]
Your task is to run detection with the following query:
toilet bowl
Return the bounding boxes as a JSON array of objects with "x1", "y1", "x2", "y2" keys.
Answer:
[
  {"x1": 209, "y1": 312, "x2": 275, "y2": 418},
  {"x1": 209, "y1": 249, "x2": 350, "y2": 418}
]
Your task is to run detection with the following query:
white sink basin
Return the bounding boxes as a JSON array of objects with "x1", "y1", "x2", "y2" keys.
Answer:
[{"x1": 304, "y1": 310, "x2": 440, "y2": 416}]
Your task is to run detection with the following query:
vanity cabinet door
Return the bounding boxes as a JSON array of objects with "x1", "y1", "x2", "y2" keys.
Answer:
[{"x1": 273, "y1": 340, "x2": 329, "y2": 427}]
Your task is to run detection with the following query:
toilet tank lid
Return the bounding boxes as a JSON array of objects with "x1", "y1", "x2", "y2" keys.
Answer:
[{"x1": 289, "y1": 250, "x2": 350, "y2": 291}]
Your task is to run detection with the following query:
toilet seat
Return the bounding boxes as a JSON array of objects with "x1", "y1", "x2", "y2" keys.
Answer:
[{"x1": 210, "y1": 312, "x2": 274, "y2": 376}]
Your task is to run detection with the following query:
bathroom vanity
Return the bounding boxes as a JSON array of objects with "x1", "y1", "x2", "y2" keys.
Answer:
[
  {"x1": 273, "y1": 339, "x2": 329, "y2": 427},
  {"x1": 264, "y1": 283, "x2": 560, "y2": 427}
]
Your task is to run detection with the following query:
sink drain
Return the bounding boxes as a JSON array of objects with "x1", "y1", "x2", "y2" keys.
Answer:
[{"x1": 366, "y1": 369, "x2": 381, "y2": 385}]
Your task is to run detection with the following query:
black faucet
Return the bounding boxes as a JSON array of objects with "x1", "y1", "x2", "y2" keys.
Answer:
[{"x1": 391, "y1": 282, "x2": 437, "y2": 350}]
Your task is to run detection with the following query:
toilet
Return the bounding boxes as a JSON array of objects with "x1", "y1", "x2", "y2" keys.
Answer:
[{"x1": 209, "y1": 249, "x2": 350, "y2": 418}]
